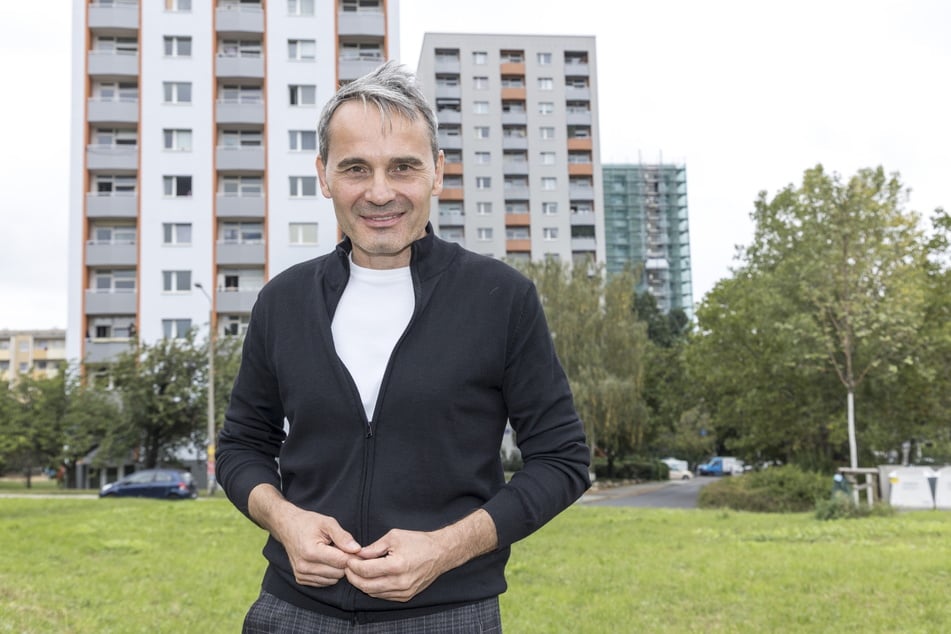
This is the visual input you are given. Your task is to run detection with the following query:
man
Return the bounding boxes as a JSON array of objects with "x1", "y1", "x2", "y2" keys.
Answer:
[{"x1": 217, "y1": 61, "x2": 590, "y2": 632}]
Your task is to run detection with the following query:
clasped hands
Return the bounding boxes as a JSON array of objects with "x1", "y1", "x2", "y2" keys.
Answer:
[{"x1": 277, "y1": 507, "x2": 449, "y2": 603}]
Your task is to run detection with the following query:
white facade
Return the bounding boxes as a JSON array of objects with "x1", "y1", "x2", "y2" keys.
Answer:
[{"x1": 68, "y1": 0, "x2": 399, "y2": 364}]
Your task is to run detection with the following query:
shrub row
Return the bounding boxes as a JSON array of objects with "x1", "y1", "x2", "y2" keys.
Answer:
[{"x1": 697, "y1": 465, "x2": 829, "y2": 513}]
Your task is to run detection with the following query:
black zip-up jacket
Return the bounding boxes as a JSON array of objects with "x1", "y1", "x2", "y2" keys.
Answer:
[{"x1": 217, "y1": 226, "x2": 590, "y2": 622}]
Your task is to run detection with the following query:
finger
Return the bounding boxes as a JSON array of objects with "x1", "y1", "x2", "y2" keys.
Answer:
[{"x1": 325, "y1": 524, "x2": 362, "y2": 554}]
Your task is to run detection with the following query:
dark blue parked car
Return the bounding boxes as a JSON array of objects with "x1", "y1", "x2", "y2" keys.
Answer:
[{"x1": 99, "y1": 469, "x2": 198, "y2": 499}]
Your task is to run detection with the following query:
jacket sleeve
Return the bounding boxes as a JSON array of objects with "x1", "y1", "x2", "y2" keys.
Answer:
[
  {"x1": 482, "y1": 283, "x2": 591, "y2": 549},
  {"x1": 215, "y1": 297, "x2": 286, "y2": 519}
]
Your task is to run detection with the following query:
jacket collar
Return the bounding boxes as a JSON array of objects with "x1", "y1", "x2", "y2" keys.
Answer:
[{"x1": 330, "y1": 222, "x2": 456, "y2": 288}]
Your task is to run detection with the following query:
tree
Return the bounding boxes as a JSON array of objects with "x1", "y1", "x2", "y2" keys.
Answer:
[
  {"x1": 103, "y1": 334, "x2": 208, "y2": 468},
  {"x1": 0, "y1": 368, "x2": 69, "y2": 487},
  {"x1": 517, "y1": 259, "x2": 650, "y2": 474},
  {"x1": 690, "y1": 165, "x2": 937, "y2": 469}
]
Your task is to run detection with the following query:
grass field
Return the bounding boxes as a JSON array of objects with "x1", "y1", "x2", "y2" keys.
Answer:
[{"x1": 2, "y1": 493, "x2": 950, "y2": 633}]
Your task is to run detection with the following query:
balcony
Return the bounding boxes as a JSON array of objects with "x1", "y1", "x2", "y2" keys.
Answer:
[
  {"x1": 337, "y1": 10, "x2": 385, "y2": 37},
  {"x1": 86, "y1": 193, "x2": 138, "y2": 218},
  {"x1": 565, "y1": 61, "x2": 590, "y2": 76},
  {"x1": 439, "y1": 188, "x2": 464, "y2": 202},
  {"x1": 437, "y1": 133, "x2": 462, "y2": 151},
  {"x1": 567, "y1": 137, "x2": 593, "y2": 151},
  {"x1": 506, "y1": 239, "x2": 531, "y2": 252},
  {"x1": 87, "y1": 145, "x2": 137, "y2": 171},
  {"x1": 216, "y1": 54, "x2": 264, "y2": 79},
  {"x1": 432, "y1": 58, "x2": 461, "y2": 74},
  {"x1": 505, "y1": 213, "x2": 531, "y2": 227},
  {"x1": 565, "y1": 85, "x2": 591, "y2": 100},
  {"x1": 338, "y1": 58, "x2": 383, "y2": 82},
  {"x1": 216, "y1": 242, "x2": 265, "y2": 265},
  {"x1": 501, "y1": 112, "x2": 527, "y2": 125},
  {"x1": 569, "y1": 183, "x2": 594, "y2": 200},
  {"x1": 570, "y1": 211, "x2": 596, "y2": 226},
  {"x1": 568, "y1": 163, "x2": 593, "y2": 176},
  {"x1": 216, "y1": 5, "x2": 264, "y2": 34},
  {"x1": 86, "y1": 241, "x2": 137, "y2": 266},
  {"x1": 87, "y1": 99, "x2": 138, "y2": 123},
  {"x1": 434, "y1": 84, "x2": 461, "y2": 100},
  {"x1": 88, "y1": 2, "x2": 138, "y2": 31},
  {"x1": 571, "y1": 237, "x2": 597, "y2": 251},
  {"x1": 216, "y1": 100, "x2": 265, "y2": 124},
  {"x1": 216, "y1": 194, "x2": 265, "y2": 217},
  {"x1": 436, "y1": 110, "x2": 461, "y2": 125},
  {"x1": 500, "y1": 87, "x2": 526, "y2": 101},
  {"x1": 503, "y1": 184, "x2": 530, "y2": 199},
  {"x1": 566, "y1": 111, "x2": 592, "y2": 125},
  {"x1": 84, "y1": 339, "x2": 134, "y2": 363},
  {"x1": 501, "y1": 136, "x2": 528, "y2": 150},
  {"x1": 216, "y1": 146, "x2": 264, "y2": 171},
  {"x1": 88, "y1": 51, "x2": 138, "y2": 77},
  {"x1": 437, "y1": 209, "x2": 465, "y2": 226},
  {"x1": 215, "y1": 289, "x2": 257, "y2": 313},
  {"x1": 85, "y1": 290, "x2": 136, "y2": 315}
]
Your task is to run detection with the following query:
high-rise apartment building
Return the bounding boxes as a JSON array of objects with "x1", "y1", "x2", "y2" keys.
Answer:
[
  {"x1": 0, "y1": 330, "x2": 68, "y2": 385},
  {"x1": 67, "y1": 0, "x2": 399, "y2": 366},
  {"x1": 602, "y1": 164, "x2": 693, "y2": 317},
  {"x1": 415, "y1": 34, "x2": 604, "y2": 266}
]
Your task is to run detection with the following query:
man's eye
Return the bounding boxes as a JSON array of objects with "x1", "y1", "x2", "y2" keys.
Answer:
[{"x1": 393, "y1": 164, "x2": 413, "y2": 173}]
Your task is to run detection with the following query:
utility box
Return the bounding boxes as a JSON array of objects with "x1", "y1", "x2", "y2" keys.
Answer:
[
  {"x1": 934, "y1": 467, "x2": 951, "y2": 510},
  {"x1": 888, "y1": 467, "x2": 937, "y2": 510}
]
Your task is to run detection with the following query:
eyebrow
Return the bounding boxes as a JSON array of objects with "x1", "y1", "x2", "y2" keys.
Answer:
[{"x1": 335, "y1": 156, "x2": 426, "y2": 169}]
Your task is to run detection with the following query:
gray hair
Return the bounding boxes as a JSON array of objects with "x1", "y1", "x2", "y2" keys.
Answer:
[{"x1": 317, "y1": 61, "x2": 439, "y2": 165}]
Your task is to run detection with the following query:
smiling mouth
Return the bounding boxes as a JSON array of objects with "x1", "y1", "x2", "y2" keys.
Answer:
[{"x1": 362, "y1": 212, "x2": 404, "y2": 225}]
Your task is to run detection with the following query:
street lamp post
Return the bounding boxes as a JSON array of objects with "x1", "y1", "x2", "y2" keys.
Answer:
[{"x1": 195, "y1": 282, "x2": 217, "y2": 495}]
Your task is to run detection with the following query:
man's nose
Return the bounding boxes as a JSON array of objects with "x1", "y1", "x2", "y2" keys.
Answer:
[{"x1": 364, "y1": 171, "x2": 395, "y2": 205}]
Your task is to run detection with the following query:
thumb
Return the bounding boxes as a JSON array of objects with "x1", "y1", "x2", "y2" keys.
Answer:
[{"x1": 325, "y1": 523, "x2": 361, "y2": 554}]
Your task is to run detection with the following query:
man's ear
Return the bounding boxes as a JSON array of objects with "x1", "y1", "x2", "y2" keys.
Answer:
[
  {"x1": 431, "y1": 150, "x2": 445, "y2": 196},
  {"x1": 315, "y1": 155, "x2": 332, "y2": 198}
]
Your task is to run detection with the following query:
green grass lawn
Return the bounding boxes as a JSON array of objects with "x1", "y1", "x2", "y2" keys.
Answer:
[{"x1": 2, "y1": 496, "x2": 950, "y2": 633}]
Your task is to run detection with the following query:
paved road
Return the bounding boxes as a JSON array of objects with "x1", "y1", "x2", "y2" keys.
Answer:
[{"x1": 580, "y1": 476, "x2": 712, "y2": 509}]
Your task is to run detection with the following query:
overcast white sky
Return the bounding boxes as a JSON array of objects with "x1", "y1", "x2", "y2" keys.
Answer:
[{"x1": 1, "y1": 0, "x2": 948, "y2": 330}]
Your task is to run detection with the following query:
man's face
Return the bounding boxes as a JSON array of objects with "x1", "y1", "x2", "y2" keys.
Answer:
[{"x1": 316, "y1": 101, "x2": 444, "y2": 269}]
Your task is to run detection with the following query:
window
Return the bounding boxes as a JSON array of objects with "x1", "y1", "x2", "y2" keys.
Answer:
[
  {"x1": 288, "y1": 39, "x2": 316, "y2": 60},
  {"x1": 163, "y1": 175, "x2": 192, "y2": 197},
  {"x1": 289, "y1": 176, "x2": 317, "y2": 197},
  {"x1": 221, "y1": 176, "x2": 262, "y2": 196},
  {"x1": 473, "y1": 76, "x2": 489, "y2": 90},
  {"x1": 94, "y1": 81, "x2": 138, "y2": 102},
  {"x1": 435, "y1": 74, "x2": 460, "y2": 88},
  {"x1": 538, "y1": 102, "x2": 554, "y2": 115},
  {"x1": 474, "y1": 151, "x2": 490, "y2": 165},
  {"x1": 163, "y1": 129, "x2": 192, "y2": 151},
  {"x1": 163, "y1": 82, "x2": 192, "y2": 104},
  {"x1": 538, "y1": 77, "x2": 554, "y2": 90},
  {"x1": 542, "y1": 177, "x2": 557, "y2": 191},
  {"x1": 540, "y1": 151, "x2": 556, "y2": 165},
  {"x1": 94, "y1": 36, "x2": 138, "y2": 54},
  {"x1": 288, "y1": 130, "x2": 316, "y2": 151},
  {"x1": 477, "y1": 202, "x2": 493, "y2": 215},
  {"x1": 220, "y1": 221, "x2": 263, "y2": 244},
  {"x1": 506, "y1": 201, "x2": 528, "y2": 214},
  {"x1": 506, "y1": 227, "x2": 530, "y2": 239},
  {"x1": 162, "y1": 319, "x2": 192, "y2": 339},
  {"x1": 163, "y1": 36, "x2": 192, "y2": 57},
  {"x1": 499, "y1": 49, "x2": 524, "y2": 63},
  {"x1": 165, "y1": 0, "x2": 192, "y2": 10},
  {"x1": 90, "y1": 224, "x2": 135, "y2": 244},
  {"x1": 92, "y1": 269, "x2": 135, "y2": 293},
  {"x1": 475, "y1": 177, "x2": 491, "y2": 190},
  {"x1": 95, "y1": 175, "x2": 136, "y2": 195},
  {"x1": 341, "y1": 0, "x2": 380, "y2": 11},
  {"x1": 542, "y1": 202, "x2": 558, "y2": 215},
  {"x1": 537, "y1": 52, "x2": 552, "y2": 65},
  {"x1": 162, "y1": 270, "x2": 192, "y2": 292},
  {"x1": 477, "y1": 227, "x2": 493, "y2": 241},
  {"x1": 220, "y1": 39, "x2": 262, "y2": 58},
  {"x1": 472, "y1": 51, "x2": 487, "y2": 64},
  {"x1": 220, "y1": 129, "x2": 262, "y2": 147},
  {"x1": 163, "y1": 223, "x2": 192, "y2": 245},
  {"x1": 340, "y1": 42, "x2": 383, "y2": 62},
  {"x1": 543, "y1": 227, "x2": 559, "y2": 241},
  {"x1": 93, "y1": 128, "x2": 137, "y2": 147},
  {"x1": 474, "y1": 126, "x2": 489, "y2": 140},
  {"x1": 540, "y1": 126, "x2": 555, "y2": 140},
  {"x1": 473, "y1": 101, "x2": 489, "y2": 114},
  {"x1": 289, "y1": 84, "x2": 316, "y2": 105},
  {"x1": 220, "y1": 315, "x2": 250, "y2": 337},
  {"x1": 220, "y1": 84, "x2": 262, "y2": 103},
  {"x1": 287, "y1": 0, "x2": 314, "y2": 15},
  {"x1": 443, "y1": 176, "x2": 463, "y2": 189},
  {"x1": 500, "y1": 75, "x2": 524, "y2": 88},
  {"x1": 289, "y1": 222, "x2": 318, "y2": 245}
]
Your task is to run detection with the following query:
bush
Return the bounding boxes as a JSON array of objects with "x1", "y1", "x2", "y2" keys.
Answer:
[
  {"x1": 815, "y1": 493, "x2": 896, "y2": 520},
  {"x1": 593, "y1": 458, "x2": 669, "y2": 481},
  {"x1": 698, "y1": 465, "x2": 829, "y2": 513}
]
